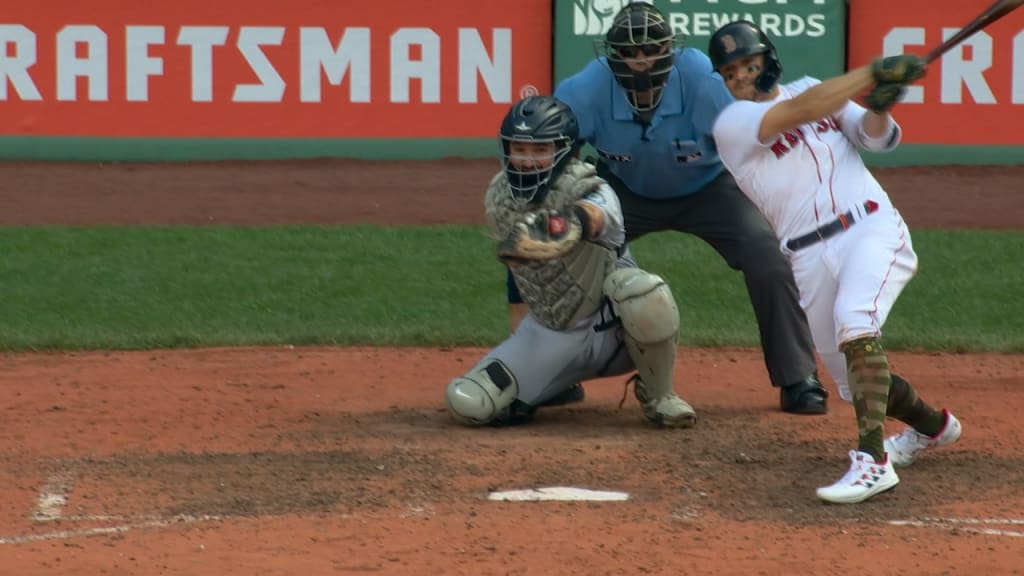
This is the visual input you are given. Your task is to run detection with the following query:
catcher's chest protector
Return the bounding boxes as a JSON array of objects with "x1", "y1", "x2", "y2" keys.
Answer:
[{"x1": 486, "y1": 160, "x2": 618, "y2": 330}]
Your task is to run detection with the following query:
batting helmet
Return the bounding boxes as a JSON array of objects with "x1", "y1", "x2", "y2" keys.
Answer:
[
  {"x1": 498, "y1": 96, "x2": 580, "y2": 205},
  {"x1": 600, "y1": 2, "x2": 678, "y2": 114},
  {"x1": 708, "y1": 20, "x2": 783, "y2": 93}
]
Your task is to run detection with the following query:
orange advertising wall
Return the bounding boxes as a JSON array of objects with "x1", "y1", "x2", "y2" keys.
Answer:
[
  {"x1": 0, "y1": 0, "x2": 552, "y2": 139},
  {"x1": 848, "y1": 0, "x2": 1024, "y2": 145}
]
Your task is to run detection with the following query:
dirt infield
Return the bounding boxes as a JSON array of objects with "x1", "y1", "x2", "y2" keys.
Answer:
[{"x1": 1, "y1": 160, "x2": 1023, "y2": 575}]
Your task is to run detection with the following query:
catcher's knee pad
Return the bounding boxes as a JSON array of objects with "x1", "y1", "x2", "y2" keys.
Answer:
[
  {"x1": 603, "y1": 268, "x2": 679, "y2": 344},
  {"x1": 604, "y1": 268, "x2": 679, "y2": 399},
  {"x1": 444, "y1": 359, "x2": 519, "y2": 426}
]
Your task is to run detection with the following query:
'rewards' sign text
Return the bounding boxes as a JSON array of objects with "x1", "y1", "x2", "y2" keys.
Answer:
[{"x1": 0, "y1": 0, "x2": 551, "y2": 138}]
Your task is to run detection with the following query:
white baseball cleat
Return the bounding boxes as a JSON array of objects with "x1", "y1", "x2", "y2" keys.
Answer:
[
  {"x1": 816, "y1": 450, "x2": 900, "y2": 504},
  {"x1": 884, "y1": 409, "x2": 962, "y2": 467}
]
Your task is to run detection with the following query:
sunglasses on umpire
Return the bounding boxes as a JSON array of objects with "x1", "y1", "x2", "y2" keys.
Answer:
[{"x1": 614, "y1": 44, "x2": 666, "y2": 58}]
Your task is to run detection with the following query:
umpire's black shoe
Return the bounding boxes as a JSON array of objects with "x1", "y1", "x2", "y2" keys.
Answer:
[{"x1": 780, "y1": 374, "x2": 828, "y2": 414}]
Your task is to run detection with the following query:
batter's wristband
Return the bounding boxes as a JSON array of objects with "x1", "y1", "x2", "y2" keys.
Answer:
[{"x1": 572, "y1": 205, "x2": 594, "y2": 240}]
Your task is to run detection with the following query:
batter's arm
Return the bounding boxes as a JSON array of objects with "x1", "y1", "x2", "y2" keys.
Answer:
[
  {"x1": 757, "y1": 66, "x2": 875, "y2": 143},
  {"x1": 861, "y1": 110, "x2": 894, "y2": 139},
  {"x1": 837, "y1": 99, "x2": 902, "y2": 152}
]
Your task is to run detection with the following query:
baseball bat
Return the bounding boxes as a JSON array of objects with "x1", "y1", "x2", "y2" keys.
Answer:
[{"x1": 924, "y1": 0, "x2": 1024, "y2": 63}]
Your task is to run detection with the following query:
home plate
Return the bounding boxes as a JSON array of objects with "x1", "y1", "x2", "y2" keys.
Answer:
[{"x1": 488, "y1": 487, "x2": 630, "y2": 502}]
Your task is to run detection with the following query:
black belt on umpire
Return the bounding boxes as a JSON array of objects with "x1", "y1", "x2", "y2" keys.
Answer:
[{"x1": 785, "y1": 201, "x2": 880, "y2": 252}]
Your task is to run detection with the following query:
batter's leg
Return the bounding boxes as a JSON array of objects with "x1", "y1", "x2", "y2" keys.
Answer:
[
  {"x1": 886, "y1": 373, "x2": 944, "y2": 434},
  {"x1": 841, "y1": 336, "x2": 892, "y2": 461},
  {"x1": 789, "y1": 245, "x2": 848, "y2": 399}
]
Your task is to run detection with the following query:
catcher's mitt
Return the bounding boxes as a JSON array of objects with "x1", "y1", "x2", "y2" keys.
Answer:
[{"x1": 497, "y1": 209, "x2": 582, "y2": 263}]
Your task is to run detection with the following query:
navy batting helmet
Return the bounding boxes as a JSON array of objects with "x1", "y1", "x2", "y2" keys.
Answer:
[
  {"x1": 600, "y1": 2, "x2": 678, "y2": 114},
  {"x1": 498, "y1": 96, "x2": 580, "y2": 205},
  {"x1": 708, "y1": 20, "x2": 783, "y2": 93}
]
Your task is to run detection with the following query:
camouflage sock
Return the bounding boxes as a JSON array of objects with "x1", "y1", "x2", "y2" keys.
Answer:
[
  {"x1": 842, "y1": 336, "x2": 891, "y2": 462},
  {"x1": 889, "y1": 373, "x2": 944, "y2": 436}
]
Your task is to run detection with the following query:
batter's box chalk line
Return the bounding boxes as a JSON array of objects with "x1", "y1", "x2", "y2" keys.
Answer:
[
  {"x1": 487, "y1": 486, "x2": 630, "y2": 502},
  {"x1": 889, "y1": 517, "x2": 1024, "y2": 538},
  {"x1": 32, "y1": 471, "x2": 73, "y2": 521},
  {"x1": 0, "y1": 470, "x2": 223, "y2": 545}
]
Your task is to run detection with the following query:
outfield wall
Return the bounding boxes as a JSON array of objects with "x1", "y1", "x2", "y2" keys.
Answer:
[{"x1": 1, "y1": 0, "x2": 1022, "y2": 165}]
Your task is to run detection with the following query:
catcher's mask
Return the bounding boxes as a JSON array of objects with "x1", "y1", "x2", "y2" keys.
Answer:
[
  {"x1": 498, "y1": 96, "x2": 579, "y2": 206},
  {"x1": 708, "y1": 20, "x2": 783, "y2": 93},
  {"x1": 598, "y1": 2, "x2": 680, "y2": 115}
]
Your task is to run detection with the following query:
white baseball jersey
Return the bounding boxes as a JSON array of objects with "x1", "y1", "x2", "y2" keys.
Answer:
[
  {"x1": 711, "y1": 77, "x2": 918, "y2": 401},
  {"x1": 712, "y1": 77, "x2": 900, "y2": 243}
]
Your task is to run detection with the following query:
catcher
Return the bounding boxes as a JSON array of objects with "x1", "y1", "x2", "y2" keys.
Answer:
[{"x1": 444, "y1": 95, "x2": 696, "y2": 428}]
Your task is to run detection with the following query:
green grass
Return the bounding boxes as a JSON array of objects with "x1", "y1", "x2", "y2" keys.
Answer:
[{"x1": 0, "y1": 226, "x2": 1020, "y2": 352}]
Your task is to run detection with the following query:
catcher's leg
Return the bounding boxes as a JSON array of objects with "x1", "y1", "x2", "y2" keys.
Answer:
[
  {"x1": 604, "y1": 268, "x2": 696, "y2": 428},
  {"x1": 445, "y1": 359, "x2": 530, "y2": 426}
]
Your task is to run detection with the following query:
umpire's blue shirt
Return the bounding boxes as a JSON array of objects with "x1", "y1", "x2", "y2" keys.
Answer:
[{"x1": 554, "y1": 48, "x2": 734, "y2": 199}]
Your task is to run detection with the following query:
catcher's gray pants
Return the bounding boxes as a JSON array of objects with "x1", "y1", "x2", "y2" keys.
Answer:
[
  {"x1": 597, "y1": 165, "x2": 817, "y2": 388},
  {"x1": 484, "y1": 309, "x2": 634, "y2": 406}
]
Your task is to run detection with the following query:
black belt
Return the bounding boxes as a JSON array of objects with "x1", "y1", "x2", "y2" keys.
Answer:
[{"x1": 785, "y1": 201, "x2": 880, "y2": 252}]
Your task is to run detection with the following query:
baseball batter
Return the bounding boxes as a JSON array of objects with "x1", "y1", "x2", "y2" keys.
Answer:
[
  {"x1": 444, "y1": 95, "x2": 695, "y2": 428},
  {"x1": 708, "y1": 21, "x2": 962, "y2": 504}
]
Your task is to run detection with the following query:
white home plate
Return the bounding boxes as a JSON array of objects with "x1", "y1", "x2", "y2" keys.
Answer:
[{"x1": 488, "y1": 487, "x2": 630, "y2": 502}]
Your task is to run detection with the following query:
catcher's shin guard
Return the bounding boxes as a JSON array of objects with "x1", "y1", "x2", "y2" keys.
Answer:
[
  {"x1": 605, "y1": 268, "x2": 694, "y2": 427},
  {"x1": 623, "y1": 338, "x2": 695, "y2": 427}
]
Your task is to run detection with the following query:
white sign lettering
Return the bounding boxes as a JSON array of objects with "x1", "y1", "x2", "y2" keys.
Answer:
[
  {"x1": 233, "y1": 27, "x2": 285, "y2": 102},
  {"x1": 391, "y1": 28, "x2": 441, "y2": 103},
  {"x1": 668, "y1": 12, "x2": 826, "y2": 37},
  {"x1": 126, "y1": 26, "x2": 164, "y2": 102},
  {"x1": 56, "y1": 25, "x2": 108, "y2": 101},
  {"x1": 884, "y1": 27, "x2": 1022, "y2": 105},
  {"x1": 0, "y1": 24, "x2": 514, "y2": 104},
  {"x1": 177, "y1": 26, "x2": 229, "y2": 102},
  {"x1": 1014, "y1": 30, "x2": 1024, "y2": 104},
  {"x1": 299, "y1": 27, "x2": 370, "y2": 103},
  {"x1": 0, "y1": 24, "x2": 41, "y2": 100},
  {"x1": 458, "y1": 28, "x2": 511, "y2": 103}
]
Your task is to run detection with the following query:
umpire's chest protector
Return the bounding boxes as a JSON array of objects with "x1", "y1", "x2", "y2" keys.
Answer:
[{"x1": 486, "y1": 161, "x2": 618, "y2": 331}]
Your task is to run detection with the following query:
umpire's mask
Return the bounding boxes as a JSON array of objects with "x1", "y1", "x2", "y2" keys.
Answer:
[{"x1": 598, "y1": 2, "x2": 679, "y2": 115}]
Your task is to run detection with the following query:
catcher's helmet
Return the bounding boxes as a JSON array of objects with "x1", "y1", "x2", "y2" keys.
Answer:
[
  {"x1": 599, "y1": 2, "x2": 678, "y2": 114},
  {"x1": 708, "y1": 20, "x2": 782, "y2": 93},
  {"x1": 498, "y1": 96, "x2": 579, "y2": 205}
]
